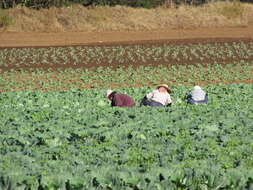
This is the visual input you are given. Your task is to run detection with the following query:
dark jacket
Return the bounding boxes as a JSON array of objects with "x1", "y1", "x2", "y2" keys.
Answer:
[{"x1": 109, "y1": 92, "x2": 135, "y2": 107}]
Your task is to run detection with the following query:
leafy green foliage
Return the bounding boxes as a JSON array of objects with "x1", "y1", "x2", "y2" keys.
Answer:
[{"x1": 0, "y1": 83, "x2": 252, "y2": 189}]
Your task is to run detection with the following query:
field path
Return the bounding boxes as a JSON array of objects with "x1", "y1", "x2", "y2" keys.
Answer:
[{"x1": 0, "y1": 27, "x2": 253, "y2": 48}]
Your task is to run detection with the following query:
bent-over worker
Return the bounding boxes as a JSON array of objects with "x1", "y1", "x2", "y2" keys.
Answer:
[
  {"x1": 186, "y1": 85, "x2": 208, "y2": 104},
  {"x1": 140, "y1": 84, "x2": 172, "y2": 106},
  {"x1": 105, "y1": 89, "x2": 135, "y2": 107}
]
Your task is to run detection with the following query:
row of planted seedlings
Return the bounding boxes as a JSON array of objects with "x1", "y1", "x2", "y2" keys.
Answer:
[
  {"x1": 0, "y1": 61, "x2": 252, "y2": 91},
  {"x1": 0, "y1": 42, "x2": 253, "y2": 68}
]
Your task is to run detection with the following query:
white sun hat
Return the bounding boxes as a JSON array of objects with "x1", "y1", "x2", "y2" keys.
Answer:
[
  {"x1": 191, "y1": 85, "x2": 206, "y2": 101},
  {"x1": 193, "y1": 85, "x2": 202, "y2": 90},
  {"x1": 105, "y1": 89, "x2": 113, "y2": 98}
]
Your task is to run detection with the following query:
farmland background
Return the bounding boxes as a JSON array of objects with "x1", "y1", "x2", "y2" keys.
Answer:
[{"x1": 0, "y1": 0, "x2": 253, "y2": 189}]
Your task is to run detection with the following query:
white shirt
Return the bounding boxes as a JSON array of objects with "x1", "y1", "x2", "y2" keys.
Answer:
[
  {"x1": 190, "y1": 86, "x2": 206, "y2": 101},
  {"x1": 146, "y1": 89, "x2": 172, "y2": 105}
]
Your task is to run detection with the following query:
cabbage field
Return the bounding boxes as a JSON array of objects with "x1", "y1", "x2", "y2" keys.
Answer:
[{"x1": 0, "y1": 39, "x2": 253, "y2": 190}]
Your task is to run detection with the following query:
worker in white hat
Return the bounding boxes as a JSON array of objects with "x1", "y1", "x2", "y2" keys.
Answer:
[
  {"x1": 186, "y1": 85, "x2": 208, "y2": 104},
  {"x1": 140, "y1": 84, "x2": 172, "y2": 106}
]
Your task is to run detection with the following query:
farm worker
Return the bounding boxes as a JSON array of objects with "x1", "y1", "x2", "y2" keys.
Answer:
[
  {"x1": 186, "y1": 85, "x2": 208, "y2": 104},
  {"x1": 140, "y1": 84, "x2": 172, "y2": 106},
  {"x1": 105, "y1": 89, "x2": 135, "y2": 107}
]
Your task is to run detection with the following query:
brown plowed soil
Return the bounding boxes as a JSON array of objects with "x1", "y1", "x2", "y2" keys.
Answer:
[{"x1": 1, "y1": 27, "x2": 253, "y2": 48}]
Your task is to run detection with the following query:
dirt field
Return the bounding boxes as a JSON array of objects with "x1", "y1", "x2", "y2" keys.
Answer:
[{"x1": 1, "y1": 27, "x2": 253, "y2": 48}]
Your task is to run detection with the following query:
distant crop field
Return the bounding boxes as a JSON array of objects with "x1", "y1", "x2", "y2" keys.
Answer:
[
  {"x1": 0, "y1": 39, "x2": 252, "y2": 189},
  {"x1": 1, "y1": 40, "x2": 253, "y2": 71}
]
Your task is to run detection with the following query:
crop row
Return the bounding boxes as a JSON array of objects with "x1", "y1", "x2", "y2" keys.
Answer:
[
  {"x1": 0, "y1": 42, "x2": 253, "y2": 69},
  {"x1": 0, "y1": 61, "x2": 252, "y2": 91},
  {"x1": 0, "y1": 83, "x2": 252, "y2": 189}
]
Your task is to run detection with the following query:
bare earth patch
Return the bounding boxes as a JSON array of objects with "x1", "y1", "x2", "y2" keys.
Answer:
[{"x1": 0, "y1": 27, "x2": 253, "y2": 48}]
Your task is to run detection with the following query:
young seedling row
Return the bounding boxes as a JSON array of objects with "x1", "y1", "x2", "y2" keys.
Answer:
[{"x1": 0, "y1": 41, "x2": 253, "y2": 71}]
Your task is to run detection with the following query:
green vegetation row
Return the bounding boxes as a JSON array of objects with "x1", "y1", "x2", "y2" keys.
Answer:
[
  {"x1": 1, "y1": 0, "x2": 251, "y2": 9},
  {"x1": 0, "y1": 61, "x2": 252, "y2": 91},
  {"x1": 0, "y1": 83, "x2": 252, "y2": 189},
  {"x1": 1, "y1": 42, "x2": 253, "y2": 69}
]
